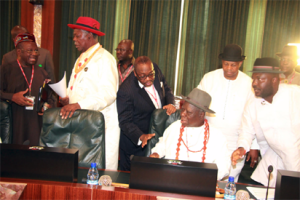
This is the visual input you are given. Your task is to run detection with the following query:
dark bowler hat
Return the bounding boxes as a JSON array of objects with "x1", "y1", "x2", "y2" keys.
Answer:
[
  {"x1": 181, "y1": 88, "x2": 215, "y2": 113},
  {"x1": 276, "y1": 45, "x2": 299, "y2": 58},
  {"x1": 249, "y1": 57, "x2": 283, "y2": 74},
  {"x1": 68, "y1": 16, "x2": 105, "y2": 36},
  {"x1": 219, "y1": 44, "x2": 246, "y2": 61}
]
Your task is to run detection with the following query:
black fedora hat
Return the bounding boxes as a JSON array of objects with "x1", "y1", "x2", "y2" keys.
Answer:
[
  {"x1": 181, "y1": 88, "x2": 215, "y2": 114},
  {"x1": 219, "y1": 44, "x2": 246, "y2": 61},
  {"x1": 276, "y1": 45, "x2": 299, "y2": 58},
  {"x1": 249, "y1": 57, "x2": 283, "y2": 74}
]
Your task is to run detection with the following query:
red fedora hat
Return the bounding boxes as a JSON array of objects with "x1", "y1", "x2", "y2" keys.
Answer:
[{"x1": 68, "y1": 16, "x2": 105, "y2": 36}]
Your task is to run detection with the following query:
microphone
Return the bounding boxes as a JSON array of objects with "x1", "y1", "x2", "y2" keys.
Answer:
[{"x1": 266, "y1": 165, "x2": 273, "y2": 200}]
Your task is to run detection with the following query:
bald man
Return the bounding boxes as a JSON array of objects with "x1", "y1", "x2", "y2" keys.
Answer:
[{"x1": 115, "y1": 39, "x2": 135, "y2": 85}]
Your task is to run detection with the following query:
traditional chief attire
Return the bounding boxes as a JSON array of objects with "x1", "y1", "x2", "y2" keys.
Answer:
[
  {"x1": 0, "y1": 61, "x2": 54, "y2": 145},
  {"x1": 152, "y1": 120, "x2": 230, "y2": 180},
  {"x1": 67, "y1": 43, "x2": 120, "y2": 170},
  {"x1": 198, "y1": 69, "x2": 259, "y2": 181},
  {"x1": 117, "y1": 57, "x2": 135, "y2": 86},
  {"x1": 237, "y1": 84, "x2": 300, "y2": 187},
  {"x1": 280, "y1": 70, "x2": 300, "y2": 86}
]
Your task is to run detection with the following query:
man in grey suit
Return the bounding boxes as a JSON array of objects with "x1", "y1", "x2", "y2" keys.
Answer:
[{"x1": 2, "y1": 25, "x2": 56, "y2": 83}]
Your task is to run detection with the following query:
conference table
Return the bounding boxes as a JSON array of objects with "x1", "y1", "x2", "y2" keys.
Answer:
[{"x1": 0, "y1": 167, "x2": 266, "y2": 200}]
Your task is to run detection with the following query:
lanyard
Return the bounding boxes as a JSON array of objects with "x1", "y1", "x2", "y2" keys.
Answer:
[
  {"x1": 145, "y1": 85, "x2": 159, "y2": 108},
  {"x1": 118, "y1": 64, "x2": 133, "y2": 82},
  {"x1": 17, "y1": 60, "x2": 34, "y2": 96}
]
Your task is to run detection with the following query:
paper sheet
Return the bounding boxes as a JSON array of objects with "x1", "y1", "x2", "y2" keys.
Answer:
[
  {"x1": 49, "y1": 71, "x2": 67, "y2": 98},
  {"x1": 246, "y1": 186, "x2": 275, "y2": 200}
]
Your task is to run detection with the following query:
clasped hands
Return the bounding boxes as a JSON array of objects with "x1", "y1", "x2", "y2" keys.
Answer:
[{"x1": 231, "y1": 148, "x2": 259, "y2": 168}]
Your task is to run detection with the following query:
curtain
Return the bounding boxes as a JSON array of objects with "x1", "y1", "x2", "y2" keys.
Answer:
[
  {"x1": 177, "y1": 0, "x2": 250, "y2": 95},
  {"x1": 128, "y1": 0, "x2": 182, "y2": 90},
  {"x1": 59, "y1": 0, "x2": 117, "y2": 82},
  {"x1": 0, "y1": 0, "x2": 21, "y2": 61},
  {"x1": 262, "y1": 0, "x2": 300, "y2": 58}
]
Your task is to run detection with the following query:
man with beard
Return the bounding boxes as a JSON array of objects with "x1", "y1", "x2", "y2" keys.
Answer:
[
  {"x1": 231, "y1": 57, "x2": 300, "y2": 187},
  {"x1": 0, "y1": 33, "x2": 54, "y2": 145},
  {"x1": 150, "y1": 88, "x2": 230, "y2": 180},
  {"x1": 115, "y1": 39, "x2": 135, "y2": 85},
  {"x1": 276, "y1": 45, "x2": 300, "y2": 85},
  {"x1": 59, "y1": 16, "x2": 119, "y2": 170}
]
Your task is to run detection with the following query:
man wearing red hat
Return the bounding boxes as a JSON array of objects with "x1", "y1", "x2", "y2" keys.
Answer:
[
  {"x1": 276, "y1": 45, "x2": 300, "y2": 85},
  {"x1": 232, "y1": 57, "x2": 300, "y2": 187},
  {"x1": 59, "y1": 16, "x2": 119, "y2": 170},
  {"x1": 197, "y1": 44, "x2": 259, "y2": 182},
  {"x1": 0, "y1": 33, "x2": 54, "y2": 145}
]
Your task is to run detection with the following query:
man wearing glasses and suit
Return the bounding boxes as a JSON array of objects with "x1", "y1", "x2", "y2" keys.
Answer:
[{"x1": 117, "y1": 56, "x2": 176, "y2": 171}]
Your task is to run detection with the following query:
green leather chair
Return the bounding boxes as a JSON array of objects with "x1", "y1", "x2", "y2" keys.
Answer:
[
  {"x1": 0, "y1": 100, "x2": 12, "y2": 143},
  {"x1": 144, "y1": 109, "x2": 181, "y2": 157},
  {"x1": 40, "y1": 108, "x2": 105, "y2": 168}
]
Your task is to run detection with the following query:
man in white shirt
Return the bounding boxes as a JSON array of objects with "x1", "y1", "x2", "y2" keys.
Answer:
[
  {"x1": 197, "y1": 44, "x2": 259, "y2": 181},
  {"x1": 232, "y1": 57, "x2": 300, "y2": 187},
  {"x1": 59, "y1": 16, "x2": 119, "y2": 170},
  {"x1": 150, "y1": 88, "x2": 230, "y2": 180}
]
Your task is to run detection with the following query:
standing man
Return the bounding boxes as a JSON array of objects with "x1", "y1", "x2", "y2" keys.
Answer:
[
  {"x1": 115, "y1": 39, "x2": 135, "y2": 85},
  {"x1": 276, "y1": 45, "x2": 300, "y2": 85},
  {"x1": 0, "y1": 33, "x2": 54, "y2": 145},
  {"x1": 232, "y1": 57, "x2": 300, "y2": 187},
  {"x1": 150, "y1": 88, "x2": 231, "y2": 180},
  {"x1": 2, "y1": 25, "x2": 56, "y2": 83},
  {"x1": 117, "y1": 56, "x2": 175, "y2": 171},
  {"x1": 197, "y1": 44, "x2": 259, "y2": 182},
  {"x1": 59, "y1": 17, "x2": 119, "y2": 170}
]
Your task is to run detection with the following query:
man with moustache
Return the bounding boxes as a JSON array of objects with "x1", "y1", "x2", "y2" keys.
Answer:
[
  {"x1": 231, "y1": 57, "x2": 300, "y2": 187},
  {"x1": 115, "y1": 39, "x2": 135, "y2": 85},
  {"x1": 0, "y1": 33, "x2": 54, "y2": 145},
  {"x1": 59, "y1": 16, "x2": 119, "y2": 170},
  {"x1": 150, "y1": 88, "x2": 231, "y2": 180},
  {"x1": 276, "y1": 45, "x2": 300, "y2": 85},
  {"x1": 117, "y1": 56, "x2": 176, "y2": 171},
  {"x1": 197, "y1": 44, "x2": 259, "y2": 182}
]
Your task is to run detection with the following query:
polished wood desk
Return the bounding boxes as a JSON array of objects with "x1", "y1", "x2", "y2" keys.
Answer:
[{"x1": 0, "y1": 167, "x2": 265, "y2": 200}]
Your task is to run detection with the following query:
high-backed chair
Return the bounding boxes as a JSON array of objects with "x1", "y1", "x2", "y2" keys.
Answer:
[
  {"x1": 145, "y1": 109, "x2": 181, "y2": 157},
  {"x1": 40, "y1": 108, "x2": 105, "y2": 168},
  {"x1": 0, "y1": 100, "x2": 12, "y2": 143}
]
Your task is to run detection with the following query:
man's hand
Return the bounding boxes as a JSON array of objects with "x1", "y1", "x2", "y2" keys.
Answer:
[
  {"x1": 139, "y1": 133, "x2": 155, "y2": 148},
  {"x1": 246, "y1": 149, "x2": 259, "y2": 168},
  {"x1": 11, "y1": 89, "x2": 33, "y2": 106},
  {"x1": 231, "y1": 147, "x2": 246, "y2": 166},
  {"x1": 149, "y1": 153, "x2": 159, "y2": 158},
  {"x1": 59, "y1": 96, "x2": 69, "y2": 106},
  {"x1": 163, "y1": 104, "x2": 176, "y2": 115},
  {"x1": 60, "y1": 103, "x2": 81, "y2": 119}
]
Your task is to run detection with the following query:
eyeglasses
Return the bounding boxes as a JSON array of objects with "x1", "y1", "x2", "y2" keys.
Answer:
[
  {"x1": 115, "y1": 48, "x2": 128, "y2": 53},
  {"x1": 136, "y1": 71, "x2": 155, "y2": 80},
  {"x1": 22, "y1": 49, "x2": 39, "y2": 55}
]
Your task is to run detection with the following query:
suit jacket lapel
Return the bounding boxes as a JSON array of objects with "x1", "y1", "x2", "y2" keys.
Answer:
[
  {"x1": 135, "y1": 78, "x2": 156, "y2": 108},
  {"x1": 153, "y1": 77, "x2": 164, "y2": 103}
]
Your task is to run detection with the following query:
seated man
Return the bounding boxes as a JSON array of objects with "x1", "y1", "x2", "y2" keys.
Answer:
[{"x1": 150, "y1": 88, "x2": 231, "y2": 180}]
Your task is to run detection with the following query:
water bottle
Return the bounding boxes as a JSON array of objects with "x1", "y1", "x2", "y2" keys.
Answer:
[
  {"x1": 87, "y1": 162, "x2": 99, "y2": 185},
  {"x1": 224, "y1": 176, "x2": 236, "y2": 200}
]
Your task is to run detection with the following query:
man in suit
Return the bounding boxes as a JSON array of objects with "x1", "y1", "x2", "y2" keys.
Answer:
[
  {"x1": 117, "y1": 56, "x2": 175, "y2": 171},
  {"x1": 2, "y1": 25, "x2": 56, "y2": 83}
]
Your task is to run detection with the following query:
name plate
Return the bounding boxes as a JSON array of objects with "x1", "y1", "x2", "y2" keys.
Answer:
[{"x1": 0, "y1": 144, "x2": 78, "y2": 182}]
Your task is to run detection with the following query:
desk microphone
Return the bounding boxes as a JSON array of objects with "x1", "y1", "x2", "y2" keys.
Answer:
[{"x1": 266, "y1": 165, "x2": 273, "y2": 200}]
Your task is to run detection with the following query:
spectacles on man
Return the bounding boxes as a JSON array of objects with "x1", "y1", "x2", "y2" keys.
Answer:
[
  {"x1": 22, "y1": 49, "x2": 39, "y2": 55},
  {"x1": 115, "y1": 48, "x2": 128, "y2": 53},
  {"x1": 136, "y1": 70, "x2": 155, "y2": 80}
]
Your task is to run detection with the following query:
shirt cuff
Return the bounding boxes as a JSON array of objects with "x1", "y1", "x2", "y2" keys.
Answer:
[{"x1": 137, "y1": 139, "x2": 142, "y2": 146}]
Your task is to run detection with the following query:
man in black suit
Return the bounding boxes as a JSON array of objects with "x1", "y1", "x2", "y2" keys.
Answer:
[{"x1": 117, "y1": 56, "x2": 175, "y2": 171}]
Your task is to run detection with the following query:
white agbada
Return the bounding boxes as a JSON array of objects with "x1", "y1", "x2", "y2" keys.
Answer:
[
  {"x1": 67, "y1": 43, "x2": 120, "y2": 170},
  {"x1": 197, "y1": 69, "x2": 259, "y2": 180},
  {"x1": 152, "y1": 120, "x2": 231, "y2": 180},
  {"x1": 238, "y1": 84, "x2": 300, "y2": 187}
]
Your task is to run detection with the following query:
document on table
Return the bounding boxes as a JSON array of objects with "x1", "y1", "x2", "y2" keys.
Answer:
[{"x1": 246, "y1": 186, "x2": 275, "y2": 200}]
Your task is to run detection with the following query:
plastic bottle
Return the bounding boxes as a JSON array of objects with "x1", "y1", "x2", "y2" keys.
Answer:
[
  {"x1": 87, "y1": 162, "x2": 99, "y2": 185},
  {"x1": 224, "y1": 176, "x2": 236, "y2": 200}
]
